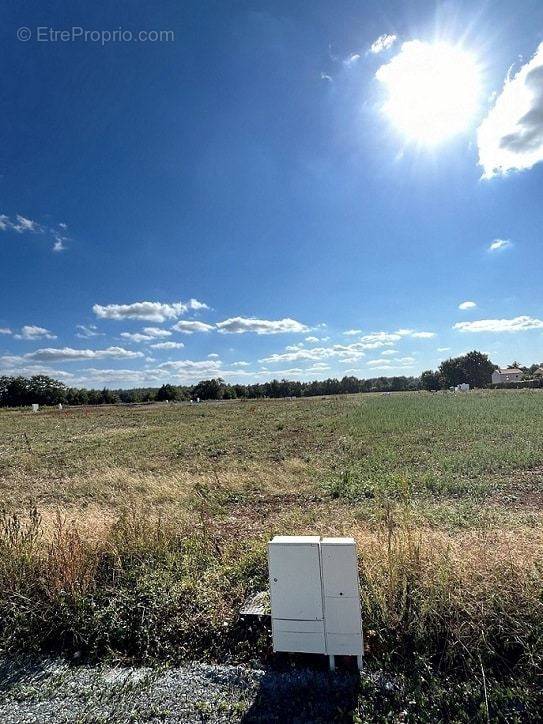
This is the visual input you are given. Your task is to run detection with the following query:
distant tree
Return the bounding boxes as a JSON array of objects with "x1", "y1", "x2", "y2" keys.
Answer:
[
  {"x1": 192, "y1": 378, "x2": 225, "y2": 400},
  {"x1": 439, "y1": 351, "x2": 495, "y2": 388},
  {"x1": 27, "y1": 375, "x2": 67, "y2": 405},
  {"x1": 156, "y1": 384, "x2": 178, "y2": 402},
  {"x1": 421, "y1": 370, "x2": 443, "y2": 391}
]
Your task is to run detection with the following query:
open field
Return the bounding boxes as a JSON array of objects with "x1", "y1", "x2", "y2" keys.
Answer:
[{"x1": 1, "y1": 390, "x2": 542, "y2": 720}]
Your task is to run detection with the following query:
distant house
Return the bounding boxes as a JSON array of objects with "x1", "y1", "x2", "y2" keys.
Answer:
[
  {"x1": 534, "y1": 367, "x2": 543, "y2": 378},
  {"x1": 491, "y1": 368, "x2": 523, "y2": 384}
]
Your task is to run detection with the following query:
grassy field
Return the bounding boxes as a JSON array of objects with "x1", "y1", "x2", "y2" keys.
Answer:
[{"x1": 1, "y1": 390, "x2": 542, "y2": 720}]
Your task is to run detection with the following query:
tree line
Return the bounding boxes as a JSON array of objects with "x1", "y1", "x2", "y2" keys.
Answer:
[
  {"x1": 0, "y1": 372, "x2": 420, "y2": 407},
  {"x1": 2, "y1": 351, "x2": 542, "y2": 407}
]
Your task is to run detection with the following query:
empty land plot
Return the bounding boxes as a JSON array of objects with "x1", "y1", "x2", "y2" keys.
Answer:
[{"x1": 0, "y1": 390, "x2": 542, "y2": 720}]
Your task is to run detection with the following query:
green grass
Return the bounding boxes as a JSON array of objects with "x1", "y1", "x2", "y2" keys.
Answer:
[{"x1": 1, "y1": 390, "x2": 542, "y2": 719}]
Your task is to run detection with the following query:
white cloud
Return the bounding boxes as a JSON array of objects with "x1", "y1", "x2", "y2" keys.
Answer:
[
  {"x1": 360, "y1": 332, "x2": 401, "y2": 344},
  {"x1": 367, "y1": 356, "x2": 415, "y2": 369},
  {"x1": 150, "y1": 341, "x2": 185, "y2": 350},
  {"x1": 344, "y1": 52, "x2": 361, "y2": 66},
  {"x1": 381, "y1": 349, "x2": 397, "y2": 356},
  {"x1": 14, "y1": 325, "x2": 56, "y2": 341},
  {"x1": 305, "y1": 336, "x2": 319, "y2": 343},
  {"x1": 76, "y1": 324, "x2": 102, "y2": 338},
  {"x1": 23, "y1": 346, "x2": 144, "y2": 361},
  {"x1": 93, "y1": 299, "x2": 208, "y2": 323},
  {"x1": 0, "y1": 215, "x2": 9, "y2": 231},
  {"x1": 13, "y1": 215, "x2": 40, "y2": 233},
  {"x1": 488, "y1": 238, "x2": 512, "y2": 252},
  {"x1": 171, "y1": 320, "x2": 215, "y2": 334},
  {"x1": 216, "y1": 317, "x2": 309, "y2": 335},
  {"x1": 369, "y1": 34, "x2": 397, "y2": 55},
  {"x1": 454, "y1": 316, "x2": 543, "y2": 333},
  {"x1": 478, "y1": 43, "x2": 543, "y2": 177},
  {"x1": 343, "y1": 329, "x2": 362, "y2": 336},
  {"x1": 411, "y1": 331, "x2": 435, "y2": 338},
  {"x1": 260, "y1": 342, "x2": 367, "y2": 364},
  {"x1": 437, "y1": 347, "x2": 451, "y2": 352},
  {"x1": 142, "y1": 327, "x2": 172, "y2": 338},
  {"x1": 0, "y1": 327, "x2": 12, "y2": 335},
  {"x1": 53, "y1": 239, "x2": 66, "y2": 252},
  {"x1": 207, "y1": 353, "x2": 220, "y2": 359},
  {"x1": 458, "y1": 301, "x2": 477, "y2": 310},
  {"x1": 231, "y1": 361, "x2": 250, "y2": 367}
]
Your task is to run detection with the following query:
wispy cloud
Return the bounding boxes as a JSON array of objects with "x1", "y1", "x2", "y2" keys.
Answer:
[
  {"x1": 478, "y1": 43, "x2": 543, "y2": 177},
  {"x1": 369, "y1": 34, "x2": 397, "y2": 55},
  {"x1": 454, "y1": 316, "x2": 543, "y2": 333},
  {"x1": 0, "y1": 327, "x2": 12, "y2": 335},
  {"x1": 343, "y1": 52, "x2": 361, "y2": 67},
  {"x1": 76, "y1": 324, "x2": 102, "y2": 338},
  {"x1": 488, "y1": 238, "x2": 512, "y2": 252}
]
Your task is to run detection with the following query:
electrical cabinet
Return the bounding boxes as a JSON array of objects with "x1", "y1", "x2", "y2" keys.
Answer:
[{"x1": 268, "y1": 535, "x2": 363, "y2": 669}]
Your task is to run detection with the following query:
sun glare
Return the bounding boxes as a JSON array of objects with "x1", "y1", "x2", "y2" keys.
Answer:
[{"x1": 376, "y1": 40, "x2": 482, "y2": 146}]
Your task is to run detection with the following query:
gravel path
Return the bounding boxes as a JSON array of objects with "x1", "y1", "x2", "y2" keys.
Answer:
[{"x1": 0, "y1": 658, "x2": 390, "y2": 723}]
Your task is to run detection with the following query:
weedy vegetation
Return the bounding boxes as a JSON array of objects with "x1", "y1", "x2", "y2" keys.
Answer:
[{"x1": 0, "y1": 390, "x2": 542, "y2": 720}]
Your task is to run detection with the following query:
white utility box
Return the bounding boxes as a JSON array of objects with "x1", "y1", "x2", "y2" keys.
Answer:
[{"x1": 268, "y1": 535, "x2": 363, "y2": 670}]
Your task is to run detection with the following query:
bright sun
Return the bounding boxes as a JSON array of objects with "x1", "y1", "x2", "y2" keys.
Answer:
[{"x1": 376, "y1": 40, "x2": 482, "y2": 146}]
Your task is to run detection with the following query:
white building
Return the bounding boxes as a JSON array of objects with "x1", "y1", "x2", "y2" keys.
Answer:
[{"x1": 491, "y1": 368, "x2": 523, "y2": 384}]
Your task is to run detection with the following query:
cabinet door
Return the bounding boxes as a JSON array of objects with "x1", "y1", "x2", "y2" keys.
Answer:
[
  {"x1": 324, "y1": 596, "x2": 361, "y2": 634},
  {"x1": 320, "y1": 542, "x2": 359, "y2": 598},
  {"x1": 268, "y1": 543, "x2": 323, "y2": 620}
]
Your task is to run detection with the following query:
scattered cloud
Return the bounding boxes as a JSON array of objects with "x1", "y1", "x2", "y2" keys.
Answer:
[
  {"x1": 411, "y1": 331, "x2": 435, "y2": 339},
  {"x1": 13, "y1": 215, "x2": 40, "y2": 233},
  {"x1": 454, "y1": 316, "x2": 543, "y2": 333},
  {"x1": 437, "y1": 347, "x2": 451, "y2": 352},
  {"x1": 458, "y1": 301, "x2": 477, "y2": 310},
  {"x1": 369, "y1": 34, "x2": 397, "y2": 55},
  {"x1": 0, "y1": 214, "x2": 70, "y2": 252},
  {"x1": 320, "y1": 72, "x2": 333, "y2": 83},
  {"x1": 231, "y1": 361, "x2": 250, "y2": 367},
  {"x1": 488, "y1": 238, "x2": 512, "y2": 252},
  {"x1": 0, "y1": 327, "x2": 12, "y2": 335},
  {"x1": 93, "y1": 299, "x2": 208, "y2": 323},
  {"x1": 14, "y1": 325, "x2": 56, "y2": 341},
  {"x1": 478, "y1": 43, "x2": 543, "y2": 177},
  {"x1": 343, "y1": 329, "x2": 362, "y2": 336},
  {"x1": 150, "y1": 341, "x2": 185, "y2": 350},
  {"x1": 207, "y1": 353, "x2": 220, "y2": 359},
  {"x1": 216, "y1": 317, "x2": 309, "y2": 335},
  {"x1": 171, "y1": 320, "x2": 215, "y2": 334},
  {"x1": 305, "y1": 336, "x2": 320, "y2": 343}
]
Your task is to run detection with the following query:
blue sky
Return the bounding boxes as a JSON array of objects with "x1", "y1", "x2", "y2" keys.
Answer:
[{"x1": 1, "y1": 0, "x2": 543, "y2": 388}]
